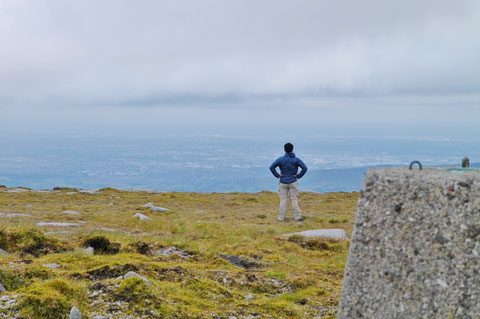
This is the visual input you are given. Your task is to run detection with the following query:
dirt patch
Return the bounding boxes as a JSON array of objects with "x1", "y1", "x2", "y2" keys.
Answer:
[
  {"x1": 207, "y1": 271, "x2": 294, "y2": 295},
  {"x1": 284, "y1": 235, "x2": 346, "y2": 251},
  {"x1": 154, "y1": 266, "x2": 190, "y2": 282},
  {"x1": 82, "y1": 236, "x2": 121, "y2": 254},
  {"x1": 0, "y1": 228, "x2": 68, "y2": 257},
  {"x1": 219, "y1": 254, "x2": 263, "y2": 269},
  {"x1": 128, "y1": 241, "x2": 153, "y2": 256},
  {"x1": 86, "y1": 264, "x2": 139, "y2": 280}
]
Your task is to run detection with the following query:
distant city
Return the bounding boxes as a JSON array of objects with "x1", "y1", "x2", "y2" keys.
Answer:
[{"x1": 1, "y1": 133, "x2": 479, "y2": 193}]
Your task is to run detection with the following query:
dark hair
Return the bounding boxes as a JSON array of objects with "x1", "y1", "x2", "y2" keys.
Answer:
[{"x1": 284, "y1": 143, "x2": 294, "y2": 153}]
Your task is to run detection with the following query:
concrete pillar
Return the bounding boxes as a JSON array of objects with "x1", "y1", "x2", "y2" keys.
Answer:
[{"x1": 338, "y1": 167, "x2": 480, "y2": 319}]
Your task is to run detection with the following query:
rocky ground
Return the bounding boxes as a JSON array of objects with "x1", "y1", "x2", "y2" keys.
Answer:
[{"x1": 0, "y1": 186, "x2": 357, "y2": 318}]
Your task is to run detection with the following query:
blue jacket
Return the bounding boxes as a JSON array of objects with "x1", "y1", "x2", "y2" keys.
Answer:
[{"x1": 269, "y1": 152, "x2": 308, "y2": 184}]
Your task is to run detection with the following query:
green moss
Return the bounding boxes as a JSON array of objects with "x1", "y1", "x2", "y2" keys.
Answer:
[
  {"x1": 267, "y1": 272, "x2": 286, "y2": 279},
  {"x1": 115, "y1": 277, "x2": 154, "y2": 304},
  {"x1": 17, "y1": 279, "x2": 86, "y2": 319},
  {"x1": 0, "y1": 268, "x2": 25, "y2": 291}
]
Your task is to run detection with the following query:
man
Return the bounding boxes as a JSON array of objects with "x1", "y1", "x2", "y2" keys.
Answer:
[{"x1": 269, "y1": 143, "x2": 308, "y2": 221}]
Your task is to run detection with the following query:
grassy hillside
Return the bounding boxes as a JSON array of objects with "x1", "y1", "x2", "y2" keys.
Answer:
[{"x1": 0, "y1": 186, "x2": 358, "y2": 318}]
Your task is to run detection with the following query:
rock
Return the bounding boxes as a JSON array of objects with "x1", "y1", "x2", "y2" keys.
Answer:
[
  {"x1": 153, "y1": 246, "x2": 194, "y2": 258},
  {"x1": 244, "y1": 293, "x2": 254, "y2": 301},
  {"x1": 122, "y1": 271, "x2": 153, "y2": 286},
  {"x1": 0, "y1": 283, "x2": 6, "y2": 293},
  {"x1": 109, "y1": 202, "x2": 114, "y2": 206},
  {"x1": 3, "y1": 213, "x2": 31, "y2": 217},
  {"x1": 75, "y1": 247, "x2": 94, "y2": 255},
  {"x1": 0, "y1": 248, "x2": 7, "y2": 255},
  {"x1": 219, "y1": 254, "x2": 262, "y2": 269},
  {"x1": 338, "y1": 167, "x2": 480, "y2": 319},
  {"x1": 42, "y1": 264, "x2": 60, "y2": 269},
  {"x1": 36, "y1": 222, "x2": 81, "y2": 227},
  {"x1": 143, "y1": 203, "x2": 169, "y2": 212},
  {"x1": 283, "y1": 229, "x2": 348, "y2": 239},
  {"x1": 132, "y1": 213, "x2": 151, "y2": 221},
  {"x1": 63, "y1": 210, "x2": 80, "y2": 215},
  {"x1": 70, "y1": 306, "x2": 82, "y2": 319}
]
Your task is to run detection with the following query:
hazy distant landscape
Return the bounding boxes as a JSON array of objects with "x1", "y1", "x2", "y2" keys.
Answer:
[{"x1": 1, "y1": 132, "x2": 478, "y2": 192}]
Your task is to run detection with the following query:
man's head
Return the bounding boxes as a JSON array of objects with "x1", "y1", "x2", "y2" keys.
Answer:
[{"x1": 284, "y1": 143, "x2": 294, "y2": 153}]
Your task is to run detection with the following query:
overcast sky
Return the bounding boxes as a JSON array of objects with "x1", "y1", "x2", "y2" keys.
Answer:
[{"x1": 1, "y1": 0, "x2": 479, "y2": 136}]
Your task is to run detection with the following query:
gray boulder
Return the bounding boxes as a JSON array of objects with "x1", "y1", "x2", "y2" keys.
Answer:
[
  {"x1": 143, "y1": 203, "x2": 169, "y2": 212},
  {"x1": 132, "y1": 213, "x2": 151, "y2": 221},
  {"x1": 121, "y1": 271, "x2": 153, "y2": 286},
  {"x1": 4, "y1": 213, "x2": 31, "y2": 217},
  {"x1": 283, "y1": 229, "x2": 348, "y2": 239}
]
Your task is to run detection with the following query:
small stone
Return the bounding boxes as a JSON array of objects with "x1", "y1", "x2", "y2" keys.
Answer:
[
  {"x1": 473, "y1": 242, "x2": 480, "y2": 257},
  {"x1": 123, "y1": 271, "x2": 153, "y2": 286},
  {"x1": 0, "y1": 248, "x2": 7, "y2": 255},
  {"x1": 63, "y1": 210, "x2": 80, "y2": 215},
  {"x1": 0, "y1": 283, "x2": 6, "y2": 293},
  {"x1": 244, "y1": 293, "x2": 254, "y2": 301},
  {"x1": 70, "y1": 306, "x2": 82, "y2": 319},
  {"x1": 437, "y1": 279, "x2": 448, "y2": 288},
  {"x1": 132, "y1": 213, "x2": 151, "y2": 221},
  {"x1": 84, "y1": 247, "x2": 94, "y2": 255},
  {"x1": 43, "y1": 264, "x2": 60, "y2": 269}
]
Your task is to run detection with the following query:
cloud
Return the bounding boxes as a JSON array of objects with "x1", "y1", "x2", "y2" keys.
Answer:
[{"x1": 0, "y1": 0, "x2": 479, "y2": 108}]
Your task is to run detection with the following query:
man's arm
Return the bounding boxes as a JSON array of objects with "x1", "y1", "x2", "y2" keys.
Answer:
[
  {"x1": 269, "y1": 158, "x2": 281, "y2": 178},
  {"x1": 296, "y1": 158, "x2": 308, "y2": 179}
]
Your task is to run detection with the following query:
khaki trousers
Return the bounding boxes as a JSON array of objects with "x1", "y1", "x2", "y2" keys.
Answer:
[{"x1": 278, "y1": 182, "x2": 302, "y2": 221}]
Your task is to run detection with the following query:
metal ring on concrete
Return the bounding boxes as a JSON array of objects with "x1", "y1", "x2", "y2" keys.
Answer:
[{"x1": 409, "y1": 161, "x2": 422, "y2": 170}]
